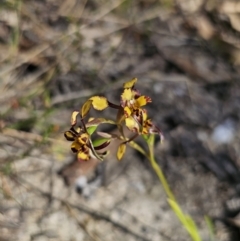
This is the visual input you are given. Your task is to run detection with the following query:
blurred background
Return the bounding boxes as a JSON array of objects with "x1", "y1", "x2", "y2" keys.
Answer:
[{"x1": 1, "y1": 0, "x2": 240, "y2": 240}]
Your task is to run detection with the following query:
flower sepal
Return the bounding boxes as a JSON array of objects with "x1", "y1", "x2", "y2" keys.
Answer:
[
  {"x1": 81, "y1": 99, "x2": 93, "y2": 118},
  {"x1": 117, "y1": 143, "x2": 126, "y2": 161},
  {"x1": 89, "y1": 96, "x2": 108, "y2": 111}
]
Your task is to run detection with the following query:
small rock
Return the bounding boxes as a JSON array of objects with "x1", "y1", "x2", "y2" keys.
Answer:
[{"x1": 212, "y1": 118, "x2": 237, "y2": 144}]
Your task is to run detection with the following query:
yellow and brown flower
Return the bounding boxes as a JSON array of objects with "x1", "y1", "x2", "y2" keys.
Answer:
[
  {"x1": 64, "y1": 77, "x2": 164, "y2": 162},
  {"x1": 64, "y1": 101, "x2": 113, "y2": 161},
  {"x1": 120, "y1": 78, "x2": 152, "y2": 119},
  {"x1": 64, "y1": 128, "x2": 91, "y2": 161}
]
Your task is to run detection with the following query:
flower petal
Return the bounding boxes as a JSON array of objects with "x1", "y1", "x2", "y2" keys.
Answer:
[
  {"x1": 64, "y1": 131, "x2": 75, "y2": 141},
  {"x1": 135, "y1": 95, "x2": 151, "y2": 107},
  {"x1": 123, "y1": 78, "x2": 137, "y2": 89},
  {"x1": 75, "y1": 127, "x2": 81, "y2": 133},
  {"x1": 90, "y1": 96, "x2": 108, "y2": 111},
  {"x1": 142, "y1": 109, "x2": 148, "y2": 122},
  {"x1": 77, "y1": 133, "x2": 89, "y2": 145},
  {"x1": 71, "y1": 111, "x2": 79, "y2": 126},
  {"x1": 71, "y1": 141, "x2": 81, "y2": 153},
  {"x1": 124, "y1": 106, "x2": 132, "y2": 117},
  {"x1": 77, "y1": 151, "x2": 90, "y2": 161},
  {"x1": 117, "y1": 143, "x2": 126, "y2": 161},
  {"x1": 125, "y1": 117, "x2": 139, "y2": 132},
  {"x1": 148, "y1": 123, "x2": 164, "y2": 142}
]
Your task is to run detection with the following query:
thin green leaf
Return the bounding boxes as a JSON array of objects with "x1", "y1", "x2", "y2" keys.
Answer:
[
  {"x1": 86, "y1": 118, "x2": 116, "y2": 127},
  {"x1": 128, "y1": 140, "x2": 147, "y2": 157},
  {"x1": 88, "y1": 138, "x2": 104, "y2": 161},
  {"x1": 185, "y1": 216, "x2": 201, "y2": 241},
  {"x1": 168, "y1": 199, "x2": 188, "y2": 227},
  {"x1": 97, "y1": 150, "x2": 109, "y2": 159},
  {"x1": 168, "y1": 199, "x2": 201, "y2": 241},
  {"x1": 96, "y1": 131, "x2": 117, "y2": 138},
  {"x1": 204, "y1": 216, "x2": 215, "y2": 241},
  {"x1": 93, "y1": 138, "x2": 111, "y2": 148},
  {"x1": 87, "y1": 126, "x2": 97, "y2": 135}
]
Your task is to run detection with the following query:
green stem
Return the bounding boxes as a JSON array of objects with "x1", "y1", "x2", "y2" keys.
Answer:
[
  {"x1": 148, "y1": 142, "x2": 176, "y2": 201},
  {"x1": 127, "y1": 135, "x2": 175, "y2": 201},
  {"x1": 146, "y1": 135, "x2": 201, "y2": 241},
  {"x1": 126, "y1": 134, "x2": 201, "y2": 241},
  {"x1": 120, "y1": 136, "x2": 147, "y2": 157}
]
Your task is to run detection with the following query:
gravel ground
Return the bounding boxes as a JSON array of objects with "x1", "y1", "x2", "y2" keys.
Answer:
[{"x1": 1, "y1": 0, "x2": 240, "y2": 240}]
